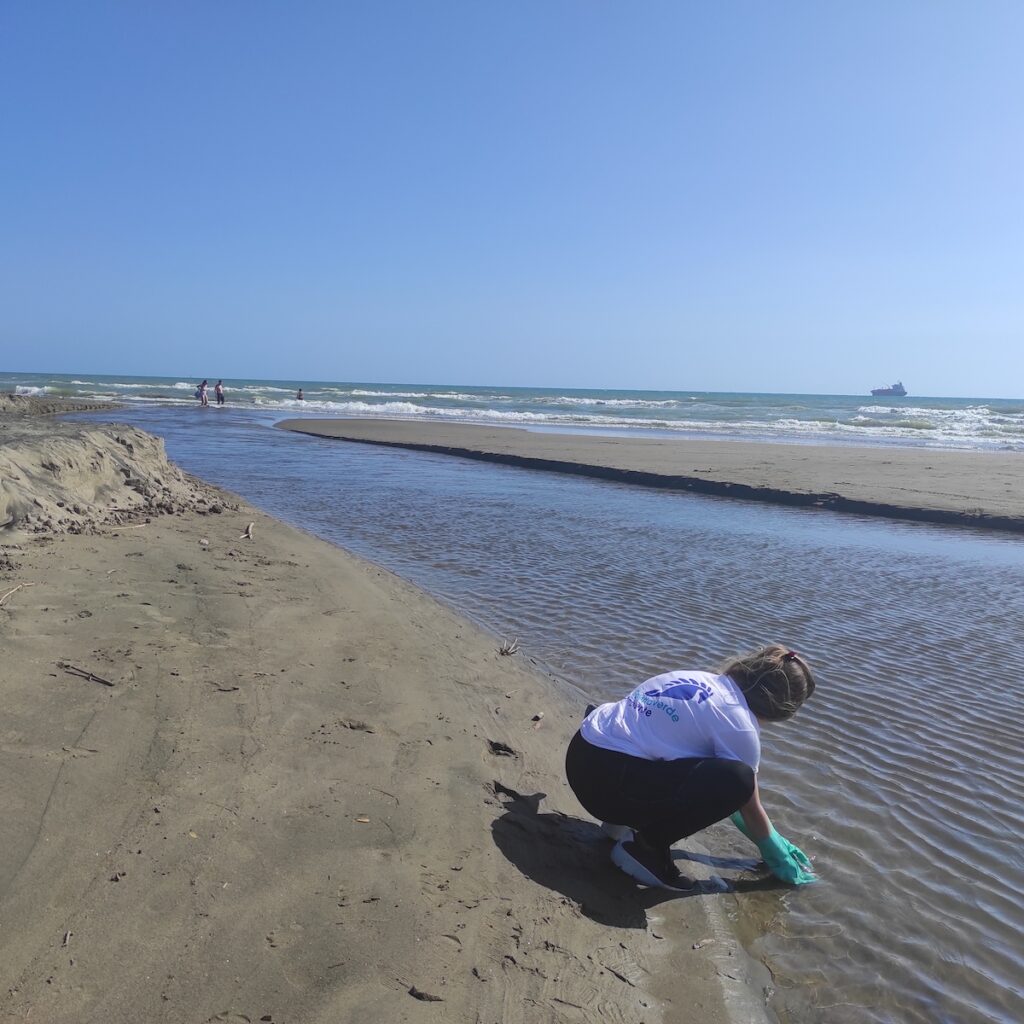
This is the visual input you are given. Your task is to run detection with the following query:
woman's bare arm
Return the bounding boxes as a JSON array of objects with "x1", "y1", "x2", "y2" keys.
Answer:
[{"x1": 738, "y1": 777, "x2": 773, "y2": 841}]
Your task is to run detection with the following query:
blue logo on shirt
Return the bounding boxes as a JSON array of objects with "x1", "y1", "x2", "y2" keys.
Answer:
[{"x1": 645, "y1": 678, "x2": 713, "y2": 704}]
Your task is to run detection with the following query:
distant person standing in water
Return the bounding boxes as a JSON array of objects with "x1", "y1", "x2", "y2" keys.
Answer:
[
  {"x1": 296, "y1": 388, "x2": 304, "y2": 401},
  {"x1": 198, "y1": 380, "x2": 209, "y2": 406},
  {"x1": 566, "y1": 644, "x2": 818, "y2": 891},
  {"x1": 215, "y1": 380, "x2": 225, "y2": 405}
]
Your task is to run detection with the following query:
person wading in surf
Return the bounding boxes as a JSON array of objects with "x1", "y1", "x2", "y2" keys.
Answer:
[{"x1": 565, "y1": 644, "x2": 817, "y2": 891}]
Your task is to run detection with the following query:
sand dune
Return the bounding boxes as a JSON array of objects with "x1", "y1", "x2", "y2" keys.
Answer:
[{"x1": 1, "y1": 400, "x2": 219, "y2": 534}]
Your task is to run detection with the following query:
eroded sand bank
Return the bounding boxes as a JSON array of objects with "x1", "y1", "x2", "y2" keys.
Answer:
[
  {"x1": 0, "y1": 413, "x2": 765, "y2": 1024},
  {"x1": 279, "y1": 418, "x2": 1024, "y2": 532}
]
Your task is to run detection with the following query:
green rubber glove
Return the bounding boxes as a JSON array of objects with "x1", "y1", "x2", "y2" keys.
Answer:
[
  {"x1": 757, "y1": 830, "x2": 816, "y2": 884},
  {"x1": 729, "y1": 813, "x2": 816, "y2": 885},
  {"x1": 729, "y1": 810, "x2": 752, "y2": 839}
]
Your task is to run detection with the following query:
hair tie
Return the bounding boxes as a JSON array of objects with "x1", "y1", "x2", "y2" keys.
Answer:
[{"x1": 784, "y1": 651, "x2": 799, "y2": 661}]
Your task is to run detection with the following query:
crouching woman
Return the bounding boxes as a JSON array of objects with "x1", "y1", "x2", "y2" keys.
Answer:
[{"x1": 565, "y1": 644, "x2": 818, "y2": 891}]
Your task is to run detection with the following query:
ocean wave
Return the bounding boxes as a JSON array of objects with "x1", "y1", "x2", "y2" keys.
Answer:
[
  {"x1": 858, "y1": 403, "x2": 997, "y2": 421},
  {"x1": 101, "y1": 380, "x2": 196, "y2": 390},
  {"x1": 851, "y1": 416, "x2": 937, "y2": 431},
  {"x1": 260, "y1": 398, "x2": 671, "y2": 424},
  {"x1": 547, "y1": 396, "x2": 682, "y2": 408},
  {"x1": 854, "y1": 404, "x2": 1024, "y2": 436},
  {"x1": 348, "y1": 389, "x2": 433, "y2": 399},
  {"x1": 15, "y1": 385, "x2": 49, "y2": 396},
  {"x1": 345, "y1": 389, "x2": 506, "y2": 402},
  {"x1": 63, "y1": 380, "x2": 197, "y2": 390},
  {"x1": 340, "y1": 391, "x2": 685, "y2": 409},
  {"x1": 751, "y1": 416, "x2": 1024, "y2": 450}
]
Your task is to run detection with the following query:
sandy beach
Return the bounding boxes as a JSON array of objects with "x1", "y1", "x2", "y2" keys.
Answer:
[
  {"x1": 279, "y1": 419, "x2": 1024, "y2": 532},
  {"x1": 0, "y1": 401, "x2": 766, "y2": 1024}
]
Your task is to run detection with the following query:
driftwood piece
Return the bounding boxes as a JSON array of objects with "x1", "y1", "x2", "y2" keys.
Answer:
[
  {"x1": 0, "y1": 582, "x2": 36, "y2": 607},
  {"x1": 57, "y1": 662, "x2": 115, "y2": 687},
  {"x1": 239, "y1": 521, "x2": 255, "y2": 540}
]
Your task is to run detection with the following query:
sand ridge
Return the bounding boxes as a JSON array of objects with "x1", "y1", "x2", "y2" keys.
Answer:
[
  {"x1": 1, "y1": 400, "x2": 223, "y2": 535},
  {"x1": 0, "y1": 450, "x2": 767, "y2": 1022},
  {"x1": 279, "y1": 418, "x2": 1024, "y2": 532},
  {"x1": 0, "y1": 395, "x2": 115, "y2": 418}
]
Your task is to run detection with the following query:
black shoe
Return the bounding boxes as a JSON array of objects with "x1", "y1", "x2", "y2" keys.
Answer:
[{"x1": 611, "y1": 837, "x2": 693, "y2": 892}]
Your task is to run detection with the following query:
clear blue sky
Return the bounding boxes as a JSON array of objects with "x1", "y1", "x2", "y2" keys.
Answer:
[{"x1": 2, "y1": 2, "x2": 1022, "y2": 396}]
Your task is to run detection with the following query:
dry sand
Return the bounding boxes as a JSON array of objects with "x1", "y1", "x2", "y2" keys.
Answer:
[
  {"x1": 1, "y1": 412, "x2": 767, "y2": 1023},
  {"x1": 279, "y1": 418, "x2": 1024, "y2": 532}
]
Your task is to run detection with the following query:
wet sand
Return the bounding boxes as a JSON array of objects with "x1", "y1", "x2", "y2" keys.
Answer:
[
  {"x1": 0, "y1": 394, "x2": 115, "y2": 417},
  {"x1": 0, "y1": 406, "x2": 764, "y2": 1023},
  {"x1": 279, "y1": 418, "x2": 1024, "y2": 532}
]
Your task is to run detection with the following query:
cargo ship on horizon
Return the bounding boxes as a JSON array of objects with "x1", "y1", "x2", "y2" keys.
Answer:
[{"x1": 871, "y1": 381, "x2": 907, "y2": 397}]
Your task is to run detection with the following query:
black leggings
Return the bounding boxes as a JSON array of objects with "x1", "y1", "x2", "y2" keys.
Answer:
[{"x1": 565, "y1": 730, "x2": 755, "y2": 849}]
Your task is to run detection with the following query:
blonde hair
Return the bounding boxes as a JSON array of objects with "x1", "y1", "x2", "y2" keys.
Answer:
[{"x1": 718, "y1": 644, "x2": 816, "y2": 722}]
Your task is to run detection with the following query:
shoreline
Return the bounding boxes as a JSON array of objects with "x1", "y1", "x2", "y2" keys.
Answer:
[
  {"x1": 1, "y1": 407, "x2": 768, "y2": 1023},
  {"x1": 279, "y1": 418, "x2": 1024, "y2": 533}
]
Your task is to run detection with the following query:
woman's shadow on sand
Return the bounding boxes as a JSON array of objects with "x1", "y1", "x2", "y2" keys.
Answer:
[{"x1": 489, "y1": 782, "x2": 784, "y2": 930}]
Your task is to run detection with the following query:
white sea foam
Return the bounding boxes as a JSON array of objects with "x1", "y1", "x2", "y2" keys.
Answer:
[
  {"x1": 852, "y1": 404, "x2": 1024, "y2": 441},
  {"x1": 346, "y1": 389, "x2": 500, "y2": 402},
  {"x1": 546, "y1": 396, "x2": 681, "y2": 408},
  {"x1": 349, "y1": 389, "x2": 433, "y2": 399},
  {"x1": 63, "y1": 380, "x2": 195, "y2": 390}
]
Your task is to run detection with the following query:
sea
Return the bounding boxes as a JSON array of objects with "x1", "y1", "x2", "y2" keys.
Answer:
[
  {"x1": 7, "y1": 371, "x2": 1024, "y2": 1024},
  {"x1": 5, "y1": 370, "x2": 1024, "y2": 451}
]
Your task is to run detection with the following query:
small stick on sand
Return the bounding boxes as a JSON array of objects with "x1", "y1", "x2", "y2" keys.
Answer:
[
  {"x1": 239, "y1": 522, "x2": 255, "y2": 540},
  {"x1": 0, "y1": 582, "x2": 36, "y2": 607},
  {"x1": 57, "y1": 662, "x2": 115, "y2": 687},
  {"x1": 408, "y1": 985, "x2": 444, "y2": 1002}
]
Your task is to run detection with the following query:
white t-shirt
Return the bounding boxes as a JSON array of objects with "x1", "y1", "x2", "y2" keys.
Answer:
[{"x1": 580, "y1": 670, "x2": 761, "y2": 771}]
